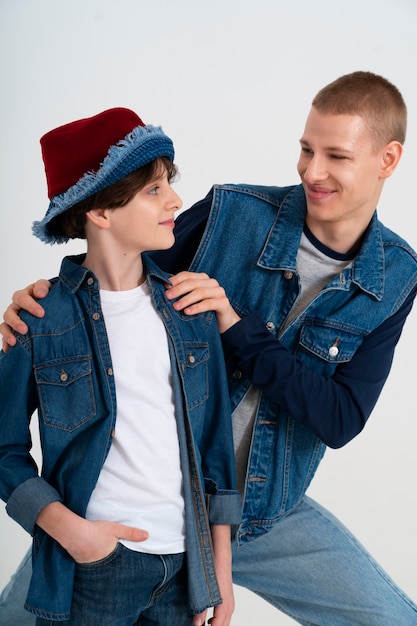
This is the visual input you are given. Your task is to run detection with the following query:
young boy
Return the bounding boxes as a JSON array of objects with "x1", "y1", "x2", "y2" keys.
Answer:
[{"x1": 0, "y1": 108, "x2": 240, "y2": 625}]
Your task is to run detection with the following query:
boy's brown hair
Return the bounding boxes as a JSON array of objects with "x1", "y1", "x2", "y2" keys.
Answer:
[{"x1": 49, "y1": 157, "x2": 178, "y2": 240}]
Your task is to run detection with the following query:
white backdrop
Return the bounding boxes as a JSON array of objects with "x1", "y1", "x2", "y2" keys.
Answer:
[{"x1": 1, "y1": 1, "x2": 416, "y2": 623}]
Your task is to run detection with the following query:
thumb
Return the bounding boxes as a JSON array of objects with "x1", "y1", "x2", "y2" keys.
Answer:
[{"x1": 115, "y1": 523, "x2": 149, "y2": 543}]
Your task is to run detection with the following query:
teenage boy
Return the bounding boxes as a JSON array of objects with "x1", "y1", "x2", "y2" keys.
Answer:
[
  {"x1": 0, "y1": 108, "x2": 240, "y2": 626},
  {"x1": 2, "y1": 72, "x2": 417, "y2": 625}
]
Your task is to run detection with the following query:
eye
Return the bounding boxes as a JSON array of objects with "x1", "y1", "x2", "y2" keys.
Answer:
[
  {"x1": 300, "y1": 146, "x2": 313, "y2": 156},
  {"x1": 148, "y1": 186, "x2": 159, "y2": 195}
]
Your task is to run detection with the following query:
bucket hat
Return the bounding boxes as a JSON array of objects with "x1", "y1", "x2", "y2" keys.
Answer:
[{"x1": 32, "y1": 107, "x2": 175, "y2": 244}]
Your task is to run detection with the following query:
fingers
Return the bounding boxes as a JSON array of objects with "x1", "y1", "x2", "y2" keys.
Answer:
[
  {"x1": 165, "y1": 271, "x2": 241, "y2": 333},
  {"x1": 0, "y1": 321, "x2": 16, "y2": 351},
  {"x1": 114, "y1": 523, "x2": 149, "y2": 543},
  {"x1": 3, "y1": 303, "x2": 29, "y2": 337},
  {"x1": 32, "y1": 279, "x2": 52, "y2": 299},
  {"x1": 193, "y1": 609, "x2": 208, "y2": 626},
  {"x1": 11, "y1": 286, "x2": 47, "y2": 320},
  {"x1": 165, "y1": 272, "x2": 226, "y2": 313},
  {"x1": 1, "y1": 281, "x2": 51, "y2": 342},
  {"x1": 166, "y1": 272, "x2": 219, "y2": 301},
  {"x1": 208, "y1": 602, "x2": 234, "y2": 625}
]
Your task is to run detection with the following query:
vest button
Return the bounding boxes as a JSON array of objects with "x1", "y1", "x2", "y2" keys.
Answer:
[
  {"x1": 266, "y1": 321, "x2": 275, "y2": 332},
  {"x1": 284, "y1": 270, "x2": 293, "y2": 280}
]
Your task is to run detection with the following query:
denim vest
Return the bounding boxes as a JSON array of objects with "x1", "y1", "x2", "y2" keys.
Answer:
[
  {"x1": 188, "y1": 183, "x2": 417, "y2": 545},
  {"x1": 0, "y1": 254, "x2": 240, "y2": 620}
]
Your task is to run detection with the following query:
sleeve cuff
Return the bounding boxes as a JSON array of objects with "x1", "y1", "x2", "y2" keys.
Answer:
[
  {"x1": 206, "y1": 491, "x2": 241, "y2": 525},
  {"x1": 6, "y1": 476, "x2": 62, "y2": 535}
]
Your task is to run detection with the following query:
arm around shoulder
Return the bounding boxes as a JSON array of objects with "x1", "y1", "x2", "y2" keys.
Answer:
[{"x1": 1, "y1": 279, "x2": 51, "y2": 350}]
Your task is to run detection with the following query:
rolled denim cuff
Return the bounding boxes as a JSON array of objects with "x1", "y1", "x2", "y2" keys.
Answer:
[
  {"x1": 206, "y1": 491, "x2": 241, "y2": 525},
  {"x1": 6, "y1": 477, "x2": 62, "y2": 535}
]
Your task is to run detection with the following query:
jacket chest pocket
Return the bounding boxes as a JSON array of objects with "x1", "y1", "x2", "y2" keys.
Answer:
[
  {"x1": 35, "y1": 357, "x2": 96, "y2": 431},
  {"x1": 181, "y1": 343, "x2": 209, "y2": 409}
]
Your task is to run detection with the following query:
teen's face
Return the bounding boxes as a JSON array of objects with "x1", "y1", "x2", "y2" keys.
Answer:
[
  {"x1": 109, "y1": 170, "x2": 182, "y2": 253},
  {"x1": 297, "y1": 108, "x2": 387, "y2": 236}
]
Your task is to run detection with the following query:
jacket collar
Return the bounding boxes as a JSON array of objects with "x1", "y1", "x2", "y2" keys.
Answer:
[
  {"x1": 257, "y1": 184, "x2": 384, "y2": 299},
  {"x1": 59, "y1": 252, "x2": 171, "y2": 293}
]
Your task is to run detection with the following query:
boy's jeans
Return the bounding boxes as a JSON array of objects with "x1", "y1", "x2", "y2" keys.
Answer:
[
  {"x1": 1, "y1": 546, "x2": 192, "y2": 626},
  {"x1": 3, "y1": 496, "x2": 417, "y2": 625}
]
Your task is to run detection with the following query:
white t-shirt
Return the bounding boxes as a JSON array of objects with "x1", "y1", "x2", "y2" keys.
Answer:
[{"x1": 85, "y1": 281, "x2": 185, "y2": 554}]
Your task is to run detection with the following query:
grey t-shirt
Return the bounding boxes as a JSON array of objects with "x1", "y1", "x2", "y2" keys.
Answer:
[{"x1": 232, "y1": 230, "x2": 353, "y2": 496}]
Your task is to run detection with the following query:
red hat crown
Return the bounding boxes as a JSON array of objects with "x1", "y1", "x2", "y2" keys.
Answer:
[{"x1": 40, "y1": 108, "x2": 144, "y2": 199}]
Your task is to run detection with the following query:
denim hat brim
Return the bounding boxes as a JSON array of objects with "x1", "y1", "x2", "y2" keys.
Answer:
[{"x1": 32, "y1": 124, "x2": 175, "y2": 244}]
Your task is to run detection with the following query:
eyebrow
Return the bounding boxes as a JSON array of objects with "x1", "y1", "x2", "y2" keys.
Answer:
[{"x1": 299, "y1": 139, "x2": 354, "y2": 154}]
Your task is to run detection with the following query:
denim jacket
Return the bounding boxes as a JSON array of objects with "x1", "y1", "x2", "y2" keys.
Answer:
[
  {"x1": 182, "y1": 183, "x2": 417, "y2": 545},
  {"x1": 0, "y1": 254, "x2": 240, "y2": 620}
]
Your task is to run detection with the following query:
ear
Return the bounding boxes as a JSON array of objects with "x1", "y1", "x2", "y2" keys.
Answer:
[
  {"x1": 85, "y1": 207, "x2": 111, "y2": 230},
  {"x1": 380, "y1": 140, "x2": 403, "y2": 180}
]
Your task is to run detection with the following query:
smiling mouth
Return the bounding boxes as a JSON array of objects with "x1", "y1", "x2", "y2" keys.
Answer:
[{"x1": 305, "y1": 184, "x2": 335, "y2": 201}]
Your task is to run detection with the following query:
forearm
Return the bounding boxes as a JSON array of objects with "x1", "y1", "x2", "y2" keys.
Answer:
[
  {"x1": 211, "y1": 524, "x2": 233, "y2": 599},
  {"x1": 222, "y1": 299, "x2": 414, "y2": 447}
]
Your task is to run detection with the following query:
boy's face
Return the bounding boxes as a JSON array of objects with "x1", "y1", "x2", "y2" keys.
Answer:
[
  {"x1": 106, "y1": 170, "x2": 182, "y2": 253},
  {"x1": 297, "y1": 107, "x2": 389, "y2": 244}
]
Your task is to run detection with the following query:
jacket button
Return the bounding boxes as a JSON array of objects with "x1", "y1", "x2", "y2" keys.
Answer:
[
  {"x1": 107, "y1": 368, "x2": 113, "y2": 376},
  {"x1": 92, "y1": 312, "x2": 100, "y2": 321},
  {"x1": 284, "y1": 270, "x2": 293, "y2": 280},
  {"x1": 188, "y1": 354, "x2": 196, "y2": 364},
  {"x1": 232, "y1": 370, "x2": 242, "y2": 380},
  {"x1": 87, "y1": 277, "x2": 94, "y2": 285},
  {"x1": 266, "y1": 321, "x2": 275, "y2": 331},
  {"x1": 59, "y1": 369, "x2": 68, "y2": 382},
  {"x1": 329, "y1": 337, "x2": 340, "y2": 357}
]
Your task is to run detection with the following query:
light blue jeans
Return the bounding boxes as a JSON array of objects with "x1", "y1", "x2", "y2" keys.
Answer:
[
  {"x1": 0, "y1": 547, "x2": 33, "y2": 626},
  {"x1": 232, "y1": 496, "x2": 417, "y2": 625},
  {"x1": 2, "y1": 497, "x2": 417, "y2": 625}
]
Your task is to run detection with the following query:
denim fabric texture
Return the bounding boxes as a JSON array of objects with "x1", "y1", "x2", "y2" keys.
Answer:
[
  {"x1": 187, "y1": 183, "x2": 417, "y2": 545},
  {"x1": 35, "y1": 546, "x2": 192, "y2": 626},
  {"x1": 0, "y1": 253, "x2": 240, "y2": 620},
  {"x1": 231, "y1": 496, "x2": 417, "y2": 625},
  {"x1": 0, "y1": 548, "x2": 34, "y2": 626}
]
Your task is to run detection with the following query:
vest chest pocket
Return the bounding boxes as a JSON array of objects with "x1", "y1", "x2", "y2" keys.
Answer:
[
  {"x1": 35, "y1": 357, "x2": 96, "y2": 431},
  {"x1": 297, "y1": 322, "x2": 365, "y2": 374}
]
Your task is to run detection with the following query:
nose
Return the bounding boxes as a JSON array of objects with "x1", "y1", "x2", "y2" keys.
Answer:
[
  {"x1": 169, "y1": 188, "x2": 183, "y2": 211},
  {"x1": 301, "y1": 154, "x2": 328, "y2": 183}
]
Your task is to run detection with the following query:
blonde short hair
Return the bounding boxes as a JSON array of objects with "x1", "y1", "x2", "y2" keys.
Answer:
[{"x1": 312, "y1": 71, "x2": 407, "y2": 149}]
